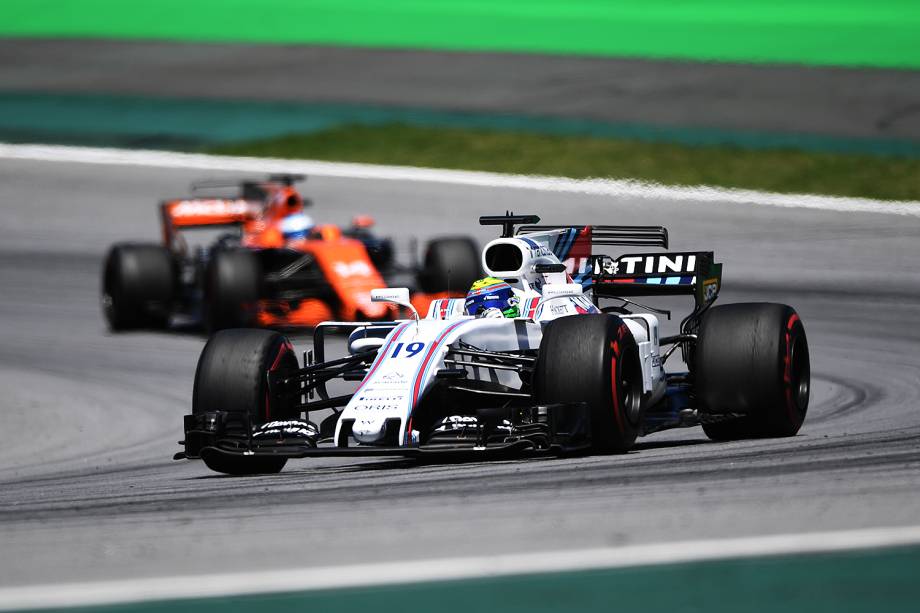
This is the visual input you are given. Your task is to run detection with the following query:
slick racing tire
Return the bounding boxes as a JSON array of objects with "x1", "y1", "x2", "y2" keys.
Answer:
[
  {"x1": 102, "y1": 243, "x2": 175, "y2": 331},
  {"x1": 418, "y1": 237, "x2": 480, "y2": 294},
  {"x1": 205, "y1": 248, "x2": 261, "y2": 332},
  {"x1": 535, "y1": 314, "x2": 643, "y2": 453},
  {"x1": 193, "y1": 329, "x2": 298, "y2": 475},
  {"x1": 695, "y1": 303, "x2": 810, "y2": 441}
]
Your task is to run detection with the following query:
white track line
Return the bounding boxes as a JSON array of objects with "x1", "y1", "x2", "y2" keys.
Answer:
[
  {"x1": 2, "y1": 143, "x2": 919, "y2": 217},
  {"x1": 1, "y1": 525, "x2": 920, "y2": 610}
]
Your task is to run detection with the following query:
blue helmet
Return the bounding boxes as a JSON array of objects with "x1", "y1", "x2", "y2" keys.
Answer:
[
  {"x1": 280, "y1": 213, "x2": 314, "y2": 241},
  {"x1": 465, "y1": 277, "x2": 520, "y2": 318}
]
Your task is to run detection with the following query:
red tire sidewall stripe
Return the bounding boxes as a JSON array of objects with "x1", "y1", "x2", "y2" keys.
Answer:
[
  {"x1": 265, "y1": 339, "x2": 294, "y2": 420},
  {"x1": 783, "y1": 313, "x2": 801, "y2": 425},
  {"x1": 610, "y1": 324, "x2": 627, "y2": 434}
]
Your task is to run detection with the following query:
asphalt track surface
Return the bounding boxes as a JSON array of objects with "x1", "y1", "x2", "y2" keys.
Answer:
[
  {"x1": 1, "y1": 157, "x2": 919, "y2": 590},
  {"x1": 3, "y1": 39, "x2": 920, "y2": 142}
]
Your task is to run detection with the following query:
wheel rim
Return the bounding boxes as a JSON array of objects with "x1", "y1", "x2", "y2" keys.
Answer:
[
  {"x1": 620, "y1": 354, "x2": 643, "y2": 426},
  {"x1": 102, "y1": 262, "x2": 119, "y2": 321},
  {"x1": 101, "y1": 291, "x2": 114, "y2": 313},
  {"x1": 789, "y1": 333, "x2": 810, "y2": 412}
]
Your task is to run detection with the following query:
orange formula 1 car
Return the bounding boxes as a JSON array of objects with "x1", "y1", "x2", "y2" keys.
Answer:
[{"x1": 101, "y1": 175, "x2": 479, "y2": 331}]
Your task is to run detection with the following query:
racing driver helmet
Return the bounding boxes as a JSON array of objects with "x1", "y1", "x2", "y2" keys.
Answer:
[
  {"x1": 465, "y1": 277, "x2": 520, "y2": 318},
  {"x1": 280, "y1": 212, "x2": 315, "y2": 242}
]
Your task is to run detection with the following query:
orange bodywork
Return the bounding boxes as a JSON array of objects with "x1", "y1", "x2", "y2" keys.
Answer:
[
  {"x1": 278, "y1": 234, "x2": 392, "y2": 323},
  {"x1": 159, "y1": 182, "x2": 463, "y2": 328},
  {"x1": 255, "y1": 290, "x2": 455, "y2": 327}
]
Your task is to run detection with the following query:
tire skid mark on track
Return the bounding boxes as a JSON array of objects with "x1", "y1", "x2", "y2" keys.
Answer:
[
  {"x1": 3, "y1": 428, "x2": 919, "y2": 522},
  {"x1": 805, "y1": 371, "x2": 872, "y2": 424}
]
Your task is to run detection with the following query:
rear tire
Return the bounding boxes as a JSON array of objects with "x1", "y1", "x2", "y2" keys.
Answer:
[
  {"x1": 418, "y1": 237, "x2": 480, "y2": 294},
  {"x1": 535, "y1": 315, "x2": 643, "y2": 453},
  {"x1": 193, "y1": 328, "x2": 297, "y2": 475},
  {"x1": 102, "y1": 243, "x2": 175, "y2": 331},
  {"x1": 205, "y1": 249, "x2": 261, "y2": 332},
  {"x1": 695, "y1": 303, "x2": 810, "y2": 440}
]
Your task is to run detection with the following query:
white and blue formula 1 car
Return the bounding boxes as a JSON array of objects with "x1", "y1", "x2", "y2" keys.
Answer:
[{"x1": 177, "y1": 213, "x2": 811, "y2": 475}]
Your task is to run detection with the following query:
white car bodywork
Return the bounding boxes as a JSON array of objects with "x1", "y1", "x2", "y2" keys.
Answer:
[{"x1": 335, "y1": 229, "x2": 666, "y2": 447}]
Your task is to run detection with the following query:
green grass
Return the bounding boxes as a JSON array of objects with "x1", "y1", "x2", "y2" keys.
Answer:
[
  {"x1": 2, "y1": 1, "x2": 920, "y2": 68},
  {"x1": 209, "y1": 124, "x2": 920, "y2": 202}
]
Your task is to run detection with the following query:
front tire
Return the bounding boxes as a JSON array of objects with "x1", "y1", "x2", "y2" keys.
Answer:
[
  {"x1": 102, "y1": 243, "x2": 175, "y2": 331},
  {"x1": 695, "y1": 303, "x2": 810, "y2": 440},
  {"x1": 535, "y1": 314, "x2": 644, "y2": 453},
  {"x1": 193, "y1": 328, "x2": 298, "y2": 475},
  {"x1": 205, "y1": 249, "x2": 261, "y2": 332}
]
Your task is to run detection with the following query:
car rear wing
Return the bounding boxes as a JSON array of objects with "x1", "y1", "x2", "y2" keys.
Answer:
[
  {"x1": 480, "y1": 214, "x2": 716, "y2": 305},
  {"x1": 189, "y1": 174, "x2": 306, "y2": 197},
  {"x1": 517, "y1": 224, "x2": 669, "y2": 249},
  {"x1": 160, "y1": 198, "x2": 263, "y2": 247},
  {"x1": 516, "y1": 222, "x2": 668, "y2": 289},
  {"x1": 480, "y1": 214, "x2": 668, "y2": 248},
  {"x1": 593, "y1": 251, "x2": 723, "y2": 308}
]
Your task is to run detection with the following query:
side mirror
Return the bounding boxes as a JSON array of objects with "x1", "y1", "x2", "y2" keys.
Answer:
[
  {"x1": 352, "y1": 215, "x2": 375, "y2": 229},
  {"x1": 370, "y1": 288, "x2": 419, "y2": 320}
]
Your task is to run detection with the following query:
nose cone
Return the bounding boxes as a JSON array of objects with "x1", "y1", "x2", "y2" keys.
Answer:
[{"x1": 352, "y1": 415, "x2": 389, "y2": 444}]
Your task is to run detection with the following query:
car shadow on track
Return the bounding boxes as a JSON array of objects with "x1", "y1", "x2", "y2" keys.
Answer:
[
  {"x1": 179, "y1": 458, "x2": 419, "y2": 480},
  {"x1": 631, "y1": 438, "x2": 710, "y2": 452},
  {"x1": 180, "y1": 438, "x2": 713, "y2": 480}
]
